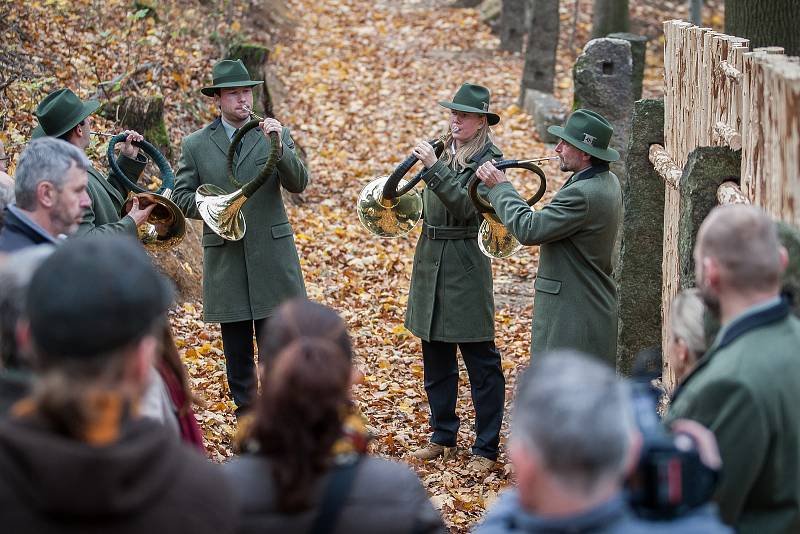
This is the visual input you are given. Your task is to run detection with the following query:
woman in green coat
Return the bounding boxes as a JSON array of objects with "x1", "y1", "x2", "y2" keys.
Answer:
[{"x1": 406, "y1": 84, "x2": 504, "y2": 474}]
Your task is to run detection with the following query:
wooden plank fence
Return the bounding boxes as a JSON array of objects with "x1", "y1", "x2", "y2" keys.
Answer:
[{"x1": 657, "y1": 21, "x2": 800, "y2": 388}]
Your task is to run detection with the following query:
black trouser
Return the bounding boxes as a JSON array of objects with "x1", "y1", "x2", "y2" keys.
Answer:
[
  {"x1": 220, "y1": 318, "x2": 268, "y2": 414},
  {"x1": 421, "y1": 339, "x2": 505, "y2": 460}
]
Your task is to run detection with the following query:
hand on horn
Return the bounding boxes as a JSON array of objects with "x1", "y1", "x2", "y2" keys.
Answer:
[
  {"x1": 476, "y1": 160, "x2": 507, "y2": 188},
  {"x1": 127, "y1": 195, "x2": 157, "y2": 227},
  {"x1": 259, "y1": 118, "x2": 283, "y2": 156},
  {"x1": 118, "y1": 130, "x2": 144, "y2": 159},
  {"x1": 412, "y1": 141, "x2": 437, "y2": 169}
]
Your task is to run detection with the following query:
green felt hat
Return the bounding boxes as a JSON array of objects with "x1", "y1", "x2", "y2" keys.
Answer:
[
  {"x1": 201, "y1": 59, "x2": 263, "y2": 97},
  {"x1": 547, "y1": 109, "x2": 619, "y2": 162},
  {"x1": 32, "y1": 88, "x2": 100, "y2": 139},
  {"x1": 439, "y1": 83, "x2": 500, "y2": 126}
]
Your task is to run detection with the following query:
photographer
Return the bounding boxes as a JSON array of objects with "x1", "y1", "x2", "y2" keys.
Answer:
[{"x1": 473, "y1": 351, "x2": 729, "y2": 533}]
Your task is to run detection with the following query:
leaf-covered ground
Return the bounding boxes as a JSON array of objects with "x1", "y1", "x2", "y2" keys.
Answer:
[{"x1": 2, "y1": 0, "x2": 722, "y2": 530}]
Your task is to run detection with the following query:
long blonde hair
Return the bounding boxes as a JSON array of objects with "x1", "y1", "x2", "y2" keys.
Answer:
[{"x1": 439, "y1": 117, "x2": 494, "y2": 170}]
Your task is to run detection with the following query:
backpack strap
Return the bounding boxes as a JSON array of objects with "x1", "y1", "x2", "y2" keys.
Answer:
[{"x1": 308, "y1": 456, "x2": 363, "y2": 534}]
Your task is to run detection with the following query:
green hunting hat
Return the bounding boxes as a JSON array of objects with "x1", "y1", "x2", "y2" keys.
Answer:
[
  {"x1": 547, "y1": 109, "x2": 619, "y2": 162},
  {"x1": 439, "y1": 83, "x2": 500, "y2": 126},
  {"x1": 201, "y1": 59, "x2": 263, "y2": 97},
  {"x1": 32, "y1": 88, "x2": 100, "y2": 139}
]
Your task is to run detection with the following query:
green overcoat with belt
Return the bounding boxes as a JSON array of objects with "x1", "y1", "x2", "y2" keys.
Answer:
[
  {"x1": 405, "y1": 143, "x2": 503, "y2": 343},
  {"x1": 172, "y1": 118, "x2": 308, "y2": 323},
  {"x1": 486, "y1": 164, "x2": 621, "y2": 363},
  {"x1": 73, "y1": 155, "x2": 146, "y2": 237},
  {"x1": 666, "y1": 298, "x2": 800, "y2": 533}
]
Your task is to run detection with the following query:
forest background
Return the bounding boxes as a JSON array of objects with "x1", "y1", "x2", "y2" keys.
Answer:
[{"x1": 1, "y1": 0, "x2": 728, "y2": 530}]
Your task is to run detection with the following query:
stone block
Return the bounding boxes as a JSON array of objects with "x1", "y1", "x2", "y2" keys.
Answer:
[
  {"x1": 616, "y1": 99, "x2": 666, "y2": 376},
  {"x1": 573, "y1": 38, "x2": 634, "y2": 184},
  {"x1": 522, "y1": 89, "x2": 567, "y2": 144},
  {"x1": 607, "y1": 32, "x2": 648, "y2": 100}
]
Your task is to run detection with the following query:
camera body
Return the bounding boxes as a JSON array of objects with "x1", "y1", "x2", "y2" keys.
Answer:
[{"x1": 626, "y1": 380, "x2": 719, "y2": 520}]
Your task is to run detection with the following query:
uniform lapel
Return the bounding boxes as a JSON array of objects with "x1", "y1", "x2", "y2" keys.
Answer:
[
  {"x1": 235, "y1": 128, "x2": 260, "y2": 173},
  {"x1": 209, "y1": 118, "x2": 230, "y2": 158}
]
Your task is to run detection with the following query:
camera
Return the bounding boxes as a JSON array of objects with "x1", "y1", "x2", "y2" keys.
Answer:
[{"x1": 626, "y1": 379, "x2": 719, "y2": 520}]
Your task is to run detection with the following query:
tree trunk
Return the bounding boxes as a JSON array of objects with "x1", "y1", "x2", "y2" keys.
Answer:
[
  {"x1": 592, "y1": 0, "x2": 629, "y2": 38},
  {"x1": 500, "y1": 0, "x2": 527, "y2": 52},
  {"x1": 451, "y1": 0, "x2": 482, "y2": 6},
  {"x1": 689, "y1": 0, "x2": 703, "y2": 25},
  {"x1": 520, "y1": 0, "x2": 559, "y2": 98},
  {"x1": 726, "y1": 0, "x2": 799, "y2": 56}
]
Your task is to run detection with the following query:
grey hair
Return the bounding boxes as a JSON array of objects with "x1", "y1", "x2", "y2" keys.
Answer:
[
  {"x1": 512, "y1": 350, "x2": 634, "y2": 494},
  {"x1": 0, "y1": 245, "x2": 56, "y2": 369},
  {"x1": 669, "y1": 289, "x2": 707, "y2": 359},
  {"x1": 14, "y1": 138, "x2": 90, "y2": 210}
]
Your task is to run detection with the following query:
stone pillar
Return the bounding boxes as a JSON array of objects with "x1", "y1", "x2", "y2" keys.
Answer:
[
  {"x1": 778, "y1": 222, "x2": 800, "y2": 318},
  {"x1": 616, "y1": 99, "x2": 665, "y2": 376},
  {"x1": 677, "y1": 147, "x2": 742, "y2": 289},
  {"x1": 607, "y1": 32, "x2": 648, "y2": 101},
  {"x1": 573, "y1": 38, "x2": 634, "y2": 185},
  {"x1": 522, "y1": 89, "x2": 567, "y2": 144}
]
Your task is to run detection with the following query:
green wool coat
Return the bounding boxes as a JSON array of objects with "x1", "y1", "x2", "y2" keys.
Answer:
[
  {"x1": 74, "y1": 155, "x2": 146, "y2": 238},
  {"x1": 666, "y1": 300, "x2": 800, "y2": 533},
  {"x1": 405, "y1": 143, "x2": 502, "y2": 343},
  {"x1": 486, "y1": 165, "x2": 621, "y2": 363},
  {"x1": 172, "y1": 118, "x2": 308, "y2": 323}
]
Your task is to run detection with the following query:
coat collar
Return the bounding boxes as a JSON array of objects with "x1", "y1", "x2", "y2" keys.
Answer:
[
  {"x1": 671, "y1": 296, "x2": 791, "y2": 403},
  {"x1": 4, "y1": 205, "x2": 60, "y2": 245},
  {"x1": 561, "y1": 162, "x2": 610, "y2": 190}
]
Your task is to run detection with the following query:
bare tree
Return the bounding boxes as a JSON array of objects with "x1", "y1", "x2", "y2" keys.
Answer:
[
  {"x1": 726, "y1": 0, "x2": 799, "y2": 56},
  {"x1": 520, "y1": 0, "x2": 559, "y2": 98},
  {"x1": 592, "y1": 0, "x2": 629, "y2": 38},
  {"x1": 500, "y1": 0, "x2": 527, "y2": 52}
]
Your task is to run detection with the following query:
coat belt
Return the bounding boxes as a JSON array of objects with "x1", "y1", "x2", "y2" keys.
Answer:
[{"x1": 421, "y1": 222, "x2": 478, "y2": 240}]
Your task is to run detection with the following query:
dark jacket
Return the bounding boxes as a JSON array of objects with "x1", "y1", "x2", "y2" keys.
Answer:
[
  {"x1": 0, "y1": 415, "x2": 238, "y2": 534},
  {"x1": 0, "y1": 369, "x2": 31, "y2": 416},
  {"x1": 223, "y1": 454, "x2": 445, "y2": 534},
  {"x1": 666, "y1": 297, "x2": 800, "y2": 533},
  {"x1": 473, "y1": 490, "x2": 731, "y2": 534},
  {"x1": 486, "y1": 164, "x2": 621, "y2": 363},
  {"x1": 405, "y1": 143, "x2": 503, "y2": 342},
  {"x1": 172, "y1": 118, "x2": 308, "y2": 322},
  {"x1": 0, "y1": 205, "x2": 59, "y2": 253}
]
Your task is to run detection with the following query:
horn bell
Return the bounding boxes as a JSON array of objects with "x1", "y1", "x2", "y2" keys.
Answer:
[
  {"x1": 195, "y1": 184, "x2": 247, "y2": 241},
  {"x1": 122, "y1": 192, "x2": 186, "y2": 251},
  {"x1": 357, "y1": 176, "x2": 422, "y2": 238},
  {"x1": 478, "y1": 213, "x2": 523, "y2": 259}
]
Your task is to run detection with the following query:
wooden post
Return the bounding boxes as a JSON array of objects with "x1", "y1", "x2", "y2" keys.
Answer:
[
  {"x1": 717, "y1": 181, "x2": 749, "y2": 204},
  {"x1": 713, "y1": 122, "x2": 743, "y2": 151},
  {"x1": 649, "y1": 144, "x2": 681, "y2": 189}
]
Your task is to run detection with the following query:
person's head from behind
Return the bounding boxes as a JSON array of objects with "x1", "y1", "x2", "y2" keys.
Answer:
[
  {"x1": 253, "y1": 299, "x2": 356, "y2": 512},
  {"x1": 0, "y1": 246, "x2": 55, "y2": 371},
  {"x1": 14, "y1": 138, "x2": 91, "y2": 238},
  {"x1": 510, "y1": 351, "x2": 638, "y2": 513},
  {"x1": 695, "y1": 205, "x2": 787, "y2": 320},
  {"x1": 22, "y1": 236, "x2": 173, "y2": 442},
  {"x1": 668, "y1": 289, "x2": 708, "y2": 384}
]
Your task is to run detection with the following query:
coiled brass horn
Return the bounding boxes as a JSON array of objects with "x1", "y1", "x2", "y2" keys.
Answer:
[
  {"x1": 107, "y1": 135, "x2": 186, "y2": 250},
  {"x1": 468, "y1": 157, "x2": 556, "y2": 259},
  {"x1": 194, "y1": 113, "x2": 280, "y2": 241},
  {"x1": 357, "y1": 136, "x2": 446, "y2": 238}
]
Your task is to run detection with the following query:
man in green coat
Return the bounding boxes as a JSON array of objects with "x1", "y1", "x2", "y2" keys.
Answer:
[
  {"x1": 31, "y1": 88, "x2": 155, "y2": 237},
  {"x1": 172, "y1": 60, "x2": 308, "y2": 414},
  {"x1": 476, "y1": 109, "x2": 621, "y2": 365},
  {"x1": 404, "y1": 84, "x2": 505, "y2": 474},
  {"x1": 666, "y1": 205, "x2": 800, "y2": 533}
]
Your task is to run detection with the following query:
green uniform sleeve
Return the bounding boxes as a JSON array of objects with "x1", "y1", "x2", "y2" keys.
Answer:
[
  {"x1": 275, "y1": 128, "x2": 309, "y2": 194},
  {"x1": 667, "y1": 379, "x2": 768, "y2": 526},
  {"x1": 486, "y1": 181, "x2": 588, "y2": 246},
  {"x1": 172, "y1": 139, "x2": 202, "y2": 220},
  {"x1": 75, "y1": 208, "x2": 137, "y2": 237}
]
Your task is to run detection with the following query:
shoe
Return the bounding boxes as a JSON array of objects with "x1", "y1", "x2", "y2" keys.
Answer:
[
  {"x1": 410, "y1": 442, "x2": 457, "y2": 461},
  {"x1": 467, "y1": 455, "x2": 497, "y2": 476}
]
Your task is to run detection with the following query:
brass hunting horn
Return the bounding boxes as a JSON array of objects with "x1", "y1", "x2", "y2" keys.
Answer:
[
  {"x1": 468, "y1": 157, "x2": 556, "y2": 259},
  {"x1": 106, "y1": 135, "x2": 186, "y2": 250},
  {"x1": 195, "y1": 107, "x2": 280, "y2": 241},
  {"x1": 357, "y1": 135, "x2": 446, "y2": 238}
]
